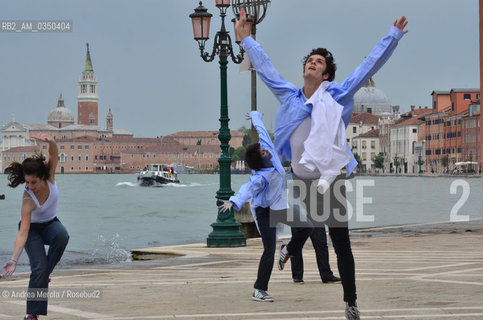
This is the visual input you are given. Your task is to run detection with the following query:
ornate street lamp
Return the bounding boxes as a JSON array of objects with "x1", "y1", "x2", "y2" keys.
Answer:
[
  {"x1": 190, "y1": 1, "x2": 252, "y2": 247},
  {"x1": 231, "y1": 0, "x2": 271, "y2": 143}
]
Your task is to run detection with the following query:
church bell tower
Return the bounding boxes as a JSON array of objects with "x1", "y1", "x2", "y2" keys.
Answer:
[{"x1": 77, "y1": 43, "x2": 99, "y2": 126}]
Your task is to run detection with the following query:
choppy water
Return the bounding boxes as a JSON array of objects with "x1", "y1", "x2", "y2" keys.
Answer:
[{"x1": 1, "y1": 174, "x2": 482, "y2": 271}]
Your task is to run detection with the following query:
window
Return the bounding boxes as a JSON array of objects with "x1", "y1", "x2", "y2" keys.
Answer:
[
  {"x1": 412, "y1": 128, "x2": 417, "y2": 133},
  {"x1": 70, "y1": 145, "x2": 74, "y2": 150},
  {"x1": 86, "y1": 156, "x2": 89, "y2": 161},
  {"x1": 78, "y1": 156, "x2": 82, "y2": 161},
  {"x1": 451, "y1": 103, "x2": 454, "y2": 112},
  {"x1": 78, "y1": 145, "x2": 82, "y2": 149},
  {"x1": 85, "y1": 145, "x2": 89, "y2": 150},
  {"x1": 353, "y1": 127, "x2": 357, "y2": 133},
  {"x1": 464, "y1": 93, "x2": 471, "y2": 100},
  {"x1": 60, "y1": 145, "x2": 65, "y2": 150},
  {"x1": 371, "y1": 141, "x2": 375, "y2": 149},
  {"x1": 42, "y1": 146, "x2": 47, "y2": 150}
]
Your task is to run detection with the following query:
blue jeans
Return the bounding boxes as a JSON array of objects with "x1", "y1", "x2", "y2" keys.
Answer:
[{"x1": 22, "y1": 217, "x2": 69, "y2": 315}]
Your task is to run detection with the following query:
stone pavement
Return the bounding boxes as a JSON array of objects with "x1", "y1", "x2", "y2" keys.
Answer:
[{"x1": 1, "y1": 221, "x2": 483, "y2": 319}]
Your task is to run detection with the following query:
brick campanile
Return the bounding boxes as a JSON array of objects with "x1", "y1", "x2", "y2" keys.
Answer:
[{"x1": 77, "y1": 43, "x2": 99, "y2": 126}]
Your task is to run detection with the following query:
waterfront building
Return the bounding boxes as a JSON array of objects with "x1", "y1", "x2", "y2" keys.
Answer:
[
  {"x1": 352, "y1": 129, "x2": 380, "y2": 172},
  {"x1": 423, "y1": 89, "x2": 480, "y2": 173},
  {"x1": 390, "y1": 117, "x2": 425, "y2": 174},
  {"x1": 347, "y1": 112, "x2": 380, "y2": 152},
  {"x1": 167, "y1": 130, "x2": 244, "y2": 150},
  {"x1": 461, "y1": 102, "x2": 481, "y2": 172}
]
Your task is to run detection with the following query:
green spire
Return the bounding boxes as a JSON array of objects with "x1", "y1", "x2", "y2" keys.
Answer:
[{"x1": 84, "y1": 43, "x2": 94, "y2": 72}]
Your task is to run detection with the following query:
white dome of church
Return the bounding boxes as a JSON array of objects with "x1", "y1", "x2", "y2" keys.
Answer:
[
  {"x1": 47, "y1": 94, "x2": 75, "y2": 128},
  {"x1": 353, "y1": 77, "x2": 391, "y2": 115}
]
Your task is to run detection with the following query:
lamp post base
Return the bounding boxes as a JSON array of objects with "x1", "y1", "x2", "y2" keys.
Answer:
[{"x1": 207, "y1": 221, "x2": 246, "y2": 247}]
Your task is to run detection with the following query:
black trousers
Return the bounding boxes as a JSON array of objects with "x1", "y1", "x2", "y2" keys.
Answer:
[
  {"x1": 291, "y1": 173, "x2": 357, "y2": 303},
  {"x1": 253, "y1": 206, "x2": 313, "y2": 291},
  {"x1": 290, "y1": 225, "x2": 334, "y2": 281}
]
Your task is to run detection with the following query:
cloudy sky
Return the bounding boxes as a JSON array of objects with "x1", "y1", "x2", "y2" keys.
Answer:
[{"x1": 0, "y1": 0, "x2": 479, "y2": 138}]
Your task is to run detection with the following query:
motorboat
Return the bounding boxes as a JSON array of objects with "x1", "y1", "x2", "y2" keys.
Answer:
[{"x1": 137, "y1": 164, "x2": 179, "y2": 186}]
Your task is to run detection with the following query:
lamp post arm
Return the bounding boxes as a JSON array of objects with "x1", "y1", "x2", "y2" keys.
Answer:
[
  {"x1": 199, "y1": 33, "x2": 220, "y2": 63},
  {"x1": 227, "y1": 34, "x2": 245, "y2": 64}
]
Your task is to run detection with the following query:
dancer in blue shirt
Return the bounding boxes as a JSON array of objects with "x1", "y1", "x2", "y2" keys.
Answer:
[
  {"x1": 235, "y1": 9, "x2": 408, "y2": 319},
  {"x1": 219, "y1": 111, "x2": 313, "y2": 302}
]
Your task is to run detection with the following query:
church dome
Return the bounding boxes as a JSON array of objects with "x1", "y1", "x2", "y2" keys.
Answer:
[
  {"x1": 353, "y1": 78, "x2": 391, "y2": 115},
  {"x1": 48, "y1": 94, "x2": 74, "y2": 123}
]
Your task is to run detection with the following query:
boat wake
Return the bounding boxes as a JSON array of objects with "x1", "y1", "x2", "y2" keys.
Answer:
[
  {"x1": 115, "y1": 182, "x2": 138, "y2": 187},
  {"x1": 166, "y1": 182, "x2": 214, "y2": 188}
]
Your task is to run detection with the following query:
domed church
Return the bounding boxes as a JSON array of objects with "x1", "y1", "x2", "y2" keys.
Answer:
[
  {"x1": 353, "y1": 77, "x2": 392, "y2": 115},
  {"x1": 47, "y1": 94, "x2": 75, "y2": 128}
]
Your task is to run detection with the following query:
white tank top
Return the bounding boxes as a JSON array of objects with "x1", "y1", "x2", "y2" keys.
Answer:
[{"x1": 25, "y1": 180, "x2": 58, "y2": 223}]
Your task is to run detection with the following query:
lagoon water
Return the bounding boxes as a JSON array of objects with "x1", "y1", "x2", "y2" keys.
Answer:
[{"x1": 1, "y1": 173, "x2": 482, "y2": 271}]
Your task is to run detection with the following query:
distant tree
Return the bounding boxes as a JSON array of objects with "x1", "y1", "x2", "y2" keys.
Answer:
[
  {"x1": 353, "y1": 152, "x2": 362, "y2": 171},
  {"x1": 231, "y1": 146, "x2": 246, "y2": 162},
  {"x1": 394, "y1": 159, "x2": 401, "y2": 173},
  {"x1": 374, "y1": 155, "x2": 384, "y2": 169},
  {"x1": 441, "y1": 155, "x2": 449, "y2": 172},
  {"x1": 238, "y1": 125, "x2": 274, "y2": 147}
]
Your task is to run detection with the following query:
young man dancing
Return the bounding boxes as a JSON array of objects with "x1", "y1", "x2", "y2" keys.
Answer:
[{"x1": 235, "y1": 9, "x2": 408, "y2": 319}]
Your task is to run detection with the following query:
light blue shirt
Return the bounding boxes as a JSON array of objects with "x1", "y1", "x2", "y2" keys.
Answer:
[
  {"x1": 229, "y1": 111, "x2": 287, "y2": 211},
  {"x1": 241, "y1": 26, "x2": 404, "y2": 176}
]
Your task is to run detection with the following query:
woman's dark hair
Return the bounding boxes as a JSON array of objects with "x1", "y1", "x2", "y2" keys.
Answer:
[
  {"x1": 244, "y1": 143, "x2": 265, "y2": 171},
  {"x1": 5, "y1": 153, "x2": 50, "y2": 188},
  {"x1": 302, "y1": 48, "x2": 337, "y2": 82}
]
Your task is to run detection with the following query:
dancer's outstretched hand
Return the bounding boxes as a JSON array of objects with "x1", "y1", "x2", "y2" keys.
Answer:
[
  {"x1": 2, "y1": 260, "x2": 16, "y2": 278},
  {"x1": 393, "y1": 16, "x2": 408, "y2": 34},
  {"x1": 234, "y1": 8, "x2": 250, "y2": 42},
  {"x1": 218, "y1": 200, "x2": 234, "y2": 213}
]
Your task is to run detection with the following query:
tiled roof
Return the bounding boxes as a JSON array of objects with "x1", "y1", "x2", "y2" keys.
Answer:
[
  {"x1": 3, "y1": 146, "x2": 39, "y2": 153},
  {"x1": 393, "y1": 118, "x2": 424, "y2": 127},
  {"x1": 350, "y1": 112, "x2": 380, "y2": 125},
  {"x1": 401, "y1": 107, "x2": 433, "y2": 118},
  {"x1": 124, "y1": 144, "x2": 220, "y2": 154},
  {"x1": 431, "y1": 91, "x2": 450, "y2": 95},
  {"x1": 168, "y1": 130, "x2": 245, "y2": 137},
  {"x1": 450, "y1": 88, "x2": 480, "y2": 93},
  {"x1": 353, "y1": 129, "x2": 380, "y2": 139}
]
